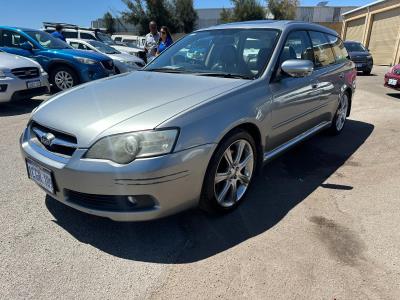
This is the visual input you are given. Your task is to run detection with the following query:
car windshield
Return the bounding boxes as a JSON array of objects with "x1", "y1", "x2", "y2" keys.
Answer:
[
  {"x1": 87, "y1": 40, "x2": 120, "y2": 54},
  {"x1": 25, "y1": 30, "x2": 71, "y2": 49},
  {"x1": 145, "y1": 29, "x2": 280, "y2": 79},
  {"x1": 344, "y1": 42, "x2": 367, "y2": 52},
  {"x1": 96, "y1": 32, "x2": 116, "y2": 45}
]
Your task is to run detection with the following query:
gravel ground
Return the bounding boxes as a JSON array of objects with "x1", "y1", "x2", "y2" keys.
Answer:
[{"x1": 1, "y1": 66, "x2": 399, "y2": 299}]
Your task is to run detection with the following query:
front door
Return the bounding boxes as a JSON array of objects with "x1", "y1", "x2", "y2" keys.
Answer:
[{"x1": 268, "y1": 30, "x2": 321, "y2": 150}]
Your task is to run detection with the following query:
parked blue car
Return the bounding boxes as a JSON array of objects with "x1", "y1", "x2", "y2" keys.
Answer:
[{"x1": 0, "y1": 26, "x2": 115, "y2": 91}]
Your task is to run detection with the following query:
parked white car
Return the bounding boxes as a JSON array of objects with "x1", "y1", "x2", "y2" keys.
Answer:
[
  {"x1": 67, "y1": 39, "x2": 145, "y2": 74},
  {"x1": 0, "y1": 50, "x2": 49, "y2": 103},
  {"x1": 112, "y1": 34, "x2": 146, "y2": 49},
  {"x1": 43, "y1": 23, "x2": 147, "y2": 62}
]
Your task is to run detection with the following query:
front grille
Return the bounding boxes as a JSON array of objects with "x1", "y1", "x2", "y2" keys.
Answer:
[
  {"x1": 101, "y1": 60, "x2": 114, "y2": 70},
  {"x1": 11, "y1": 67, "x2": 39, "y2": 79},
  {"x1": 65, "y1": 190, "x2": 156, "y2": 212},
  {"x1": 30, "y1": 122, "x2": 77, "y2": 157}
]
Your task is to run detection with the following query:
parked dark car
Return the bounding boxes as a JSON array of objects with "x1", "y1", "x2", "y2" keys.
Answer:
[
  {"x1": 344, "y1": 41, "x2": 373, "y2": 75},
  {"x1": 384, "y1": 64, "x2": 400, "y2": 91}
]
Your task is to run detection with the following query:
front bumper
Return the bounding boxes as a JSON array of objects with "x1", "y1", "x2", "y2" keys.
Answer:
[
  {"x1": 79, "y1": 64, "x2": 115, "y2": 83},
  {"x1": 353, "y1": 60, "x2": 373, "y2": 72},
  {"x1": 20, "y1": 126, "x2": 215, "y2": 221},
  {"x1": 384, "y1": 73, "x2": 400, "y2": 90},
  {"x1": 0, "y1": 75, "x2": 50, "y2": 103}
]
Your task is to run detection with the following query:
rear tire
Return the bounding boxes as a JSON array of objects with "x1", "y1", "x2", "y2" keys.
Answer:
[
  {"x1": 328, "y1": 93, "x2": 349, "y2": 135},
  {"x1": 363, "y1": 69, "x2": 371, "y2": 75},
  {"x1": 200, "y1": 129, "x2": 257, "y2": 213},
  {"x1": 50, "y1": 66, "x2": 79, "y2": 92}
]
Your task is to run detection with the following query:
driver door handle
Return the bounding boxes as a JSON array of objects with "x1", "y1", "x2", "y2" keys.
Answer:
[{"x1": 339, "y1": 72, "x2": 344, "y2": 79}]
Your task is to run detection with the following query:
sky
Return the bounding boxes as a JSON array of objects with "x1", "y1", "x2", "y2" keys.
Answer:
[{"x1": 0, "y1": 0, "x2": 373, "y2": 29}]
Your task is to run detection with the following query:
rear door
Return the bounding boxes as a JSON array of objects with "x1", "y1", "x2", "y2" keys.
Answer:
[
  {"x1": 0, "y1": 29, "x2": 33, "y2": 58},
  {"x1": 268, "y1": 30, "x2": 322, "y2": 149}
]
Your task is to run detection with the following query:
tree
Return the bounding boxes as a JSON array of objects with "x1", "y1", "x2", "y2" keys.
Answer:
[
  {"x1": 267, "y1": 0, "x2": 299, "y2": 20},
  {"x1": 220, "y1": 0, "x2": 265, "y2": 23},
  {"x1": 103, "y1": 12, "x2": 116, "y2": 34},
  {"x1": 174, "y1": 0, "x2": 198, "y2": 33},
  {"x1": 121, "y1": 0, "x2": 179, "y2": 35}
]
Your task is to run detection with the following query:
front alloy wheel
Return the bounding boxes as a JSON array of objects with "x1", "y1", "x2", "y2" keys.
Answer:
[
  {"x1": 54, "y1": 70, "x2": 74, "y2": 90},
  {"x1": 200, "y1": 129, "x2": 257, "y2": 213},
  {"x1": 329, "y1": 93, "x2": 349, "y2": 135}
]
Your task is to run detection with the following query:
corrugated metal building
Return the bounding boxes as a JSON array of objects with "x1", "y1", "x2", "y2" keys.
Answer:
[{"x1": 342, "y1": 0, "x2": 400, "y2": 66}]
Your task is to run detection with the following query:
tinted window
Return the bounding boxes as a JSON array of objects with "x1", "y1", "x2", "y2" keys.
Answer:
[
  {"x1": 87, "y1": 40, "x2": 120, "y2": 54},
  {"x1": 326, "y1": 34, "x2": 348, "y2": 63},
  {"x1": 309, "y1": 31, "x2": 335, "y2": 68},
  {"x1": 114, "y1": 37, "x2": 122, "y2": 42},
  {"x1": 279, "y1": 31, "x2": 314, "y2": 66},
  {"x1": 80, "y1": 32, "x2": 96, "y2": 40},
  {"x1": 63, "y1": 31, "x2": 78, "y2": 39},
  {"x1": 344, "y1": 42, "x2": 367, "y2": 52},
  {"x1": 25, "y1": 30, "x2": 70, "y2": 49},
  {"x1": 1, "y1": 30, "x2": 28, "y2": 48}
]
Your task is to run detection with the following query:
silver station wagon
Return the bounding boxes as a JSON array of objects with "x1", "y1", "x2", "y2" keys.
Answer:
[{"x1": 20, "y1": 21, "x2": 356, "y2": 221}]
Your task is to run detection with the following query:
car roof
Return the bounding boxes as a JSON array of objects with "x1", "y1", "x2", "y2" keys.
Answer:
[
  {"x1": 0, "y1": 26, "x2": 39, "y2": 32},
  {"x1": 196, "y1": 20, "x2": 338, "y2": 36}
]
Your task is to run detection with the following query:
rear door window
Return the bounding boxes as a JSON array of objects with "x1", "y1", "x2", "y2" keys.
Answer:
[
  {"x1": 309, "y1": 31, "x2": 336, "y2": 68},
  {"x1": 325, "y1": 34, "x2": 348, "y2": 63},
  {"x1": 80, "y1": 32, "x2": 96, "y2": 40}
]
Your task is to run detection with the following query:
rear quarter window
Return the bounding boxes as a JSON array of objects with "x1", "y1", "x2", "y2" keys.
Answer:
[{"x1": 309, "y1": 31, "x2": 336, "y2": 68}]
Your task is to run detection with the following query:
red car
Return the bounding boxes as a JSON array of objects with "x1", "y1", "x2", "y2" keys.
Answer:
[{"x1": 384, "y1": 65, "x2": 400, "y2": 90}]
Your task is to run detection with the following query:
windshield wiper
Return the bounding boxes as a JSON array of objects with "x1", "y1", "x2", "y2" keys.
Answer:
[
  {"x1": 193, "y1": 72, "x2": 253, "y2": 79},
  {"x1": 143, "y1": 67, "x2": 190, "y2": 74}
]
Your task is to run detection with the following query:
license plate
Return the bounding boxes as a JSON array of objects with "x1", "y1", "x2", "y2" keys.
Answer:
[
  {"x1": 356, "y1": 63, "x2": 363, "y2": 68},
  {"x1": 26, "y1": 159, "x2": 54, "y2": 194},
  {"x1": 388, "y1": 78, "x2": 398, "y2": 86},
  {"x1": 27, "y1": 80, "x2": 41, "y2": 89}
]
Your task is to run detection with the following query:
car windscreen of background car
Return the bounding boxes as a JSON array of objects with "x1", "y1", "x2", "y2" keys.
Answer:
[
  {"x1": 88, "y1": 40, "x2": 120, "y2": 54},
  {"x1": 344, "y1": 42, "x2": 366, "y2": 52},
  {"x1": 26, "y1": 31, "x2": 71, "y2": 49},
  {"x1": 145, "y1": 29, "x2": 280, "y2": 79}
]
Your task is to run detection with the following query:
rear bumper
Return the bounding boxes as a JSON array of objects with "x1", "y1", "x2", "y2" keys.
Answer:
[
  {"x1": 0, "y1": 75, "x2": 50, "y2": 103},
  {"x1": 20, "y1": 126, "x2": 215, "y2": 221}
]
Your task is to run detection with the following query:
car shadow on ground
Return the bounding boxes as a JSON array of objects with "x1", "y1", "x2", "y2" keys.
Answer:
[
  {"x1": 386, "y1": 93, "x2": 400, "y2": 100},
  {"x1": 46, "y1": 119, "x2": 374, "y2": 263},
  {"x1": 0, "y1": 98, "x2": 44, "y2": 117}
]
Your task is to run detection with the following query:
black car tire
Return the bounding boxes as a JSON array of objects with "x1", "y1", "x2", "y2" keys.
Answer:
[{"x1": 49, "y1": 66, "x2": 79, "y2": 92}]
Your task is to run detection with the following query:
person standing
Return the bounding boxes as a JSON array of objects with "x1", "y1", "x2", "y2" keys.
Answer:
[
  {"x1": 144, "y1": 21, "x2": 160, "y2": 60},
  {"x1": 156, "y1": 26, "x2": 173, "y2": 56},
  {"x1": 51, "y1": 24, "x2": 66, "y2": 42}
]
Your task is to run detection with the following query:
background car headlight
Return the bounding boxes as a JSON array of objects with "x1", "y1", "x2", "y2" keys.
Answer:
[
  {"x1": 0, "y1": 69, "x2": 6, "y2": 78},
  {"x1": 74, "y1": 56, "x2": 98, "y2": 65},
  {"x1": 84, "y1": 129, "x2": 178, "y2": 164}
]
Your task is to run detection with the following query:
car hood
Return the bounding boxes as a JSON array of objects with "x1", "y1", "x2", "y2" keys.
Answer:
[
  {"x1": 0, "y1": 52, "x2": 40, "y2": 69},
  {"x1": 109, "y1": 52, "x2": 143, "y2": 63},
  {"x1": 51, "y1": 48, "x2": 110, "y2": 61},
  {"x1": 112, "y1": 45, "x2": 141, "y2": 54},
  {"x1": 32, "y1": 71, "x2": 247, "y2": 148}
]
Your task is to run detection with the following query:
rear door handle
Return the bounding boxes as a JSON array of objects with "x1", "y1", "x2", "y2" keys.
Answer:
[{"x1": 339, "y1": 73, "x2": 344, "y2": 79}]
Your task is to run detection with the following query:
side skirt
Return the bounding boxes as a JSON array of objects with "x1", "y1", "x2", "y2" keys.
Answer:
[{"x1": 263, "y1": 121, "x2": 331, "y2": 163}]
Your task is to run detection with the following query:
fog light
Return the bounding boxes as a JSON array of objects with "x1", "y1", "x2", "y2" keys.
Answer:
[
  {"x1": 0, "y1": 84, "x2": 7, "y2": 92},
  {"x1": 127, "y1": 196, "x2": 137, "y2": 205}
]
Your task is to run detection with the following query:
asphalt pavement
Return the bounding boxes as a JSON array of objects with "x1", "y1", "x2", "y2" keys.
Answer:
[{"x1": 1, "y1": 66, "x2": 399, "y2": 299}]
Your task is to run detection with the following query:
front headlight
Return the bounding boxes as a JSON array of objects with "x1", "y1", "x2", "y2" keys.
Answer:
[
  {"x1": 366, "y1": 55, "x2": 372, "y2": 60},
  {"x1": 74, "y1": 56, "x2": 98, "y2": 65},
  {"x1": 0, "y1": 69, "x2": 6, "y2": 78},
  {"x1": 84, "y1": 129, "x2": 179, "y2": 164}
]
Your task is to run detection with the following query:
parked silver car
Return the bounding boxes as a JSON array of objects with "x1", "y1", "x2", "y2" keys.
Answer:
[
  {"x1": 0, "y1": 50, "x2": 49, "y2": 103},
  {"x1": 20, "y1": 21, "x2": 356, "y2": 221},
  {"x1": 66, "y1": 39, "x2": 145, "y2": 73}
]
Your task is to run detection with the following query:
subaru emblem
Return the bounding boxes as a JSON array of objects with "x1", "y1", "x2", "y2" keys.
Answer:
[{"x1": 41, "y1": 133, "x2": 55, "y2": 147}]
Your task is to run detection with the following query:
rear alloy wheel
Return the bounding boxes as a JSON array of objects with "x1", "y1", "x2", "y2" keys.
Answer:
[
  {"x1": 50, "y1": 66, "x2": 78, "y2": 92},
  {"x1": 329, "y1": 93, "x2": 349, "y2": 135},
  {"x1": 200, "y1": 130, "x2": 257, "y2": 213}
]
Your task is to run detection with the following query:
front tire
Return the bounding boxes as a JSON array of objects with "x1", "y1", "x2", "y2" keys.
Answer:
[
  {"x1": 50, "y1": 66, "x2": 78, "y2": 92},
  {"x1": 200, "y1": 129, "x2": 257, "y2": 213},
  {"x1": 329, "y1": 93, "x2": 349, "y2": 135}
]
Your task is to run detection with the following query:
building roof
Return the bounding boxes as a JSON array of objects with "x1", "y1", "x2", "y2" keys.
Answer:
[{"x1": 342, "y1": 0, "x2": 386, "y2": 16}]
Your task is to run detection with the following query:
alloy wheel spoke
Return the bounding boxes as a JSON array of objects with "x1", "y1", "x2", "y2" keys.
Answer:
[
  {"x1": 239, "y1": 153, "x2": 253, "y2": 170},
  {"x1": 238, "y1": 174, "x2": 250, "y2": 185},
  {"x1": 215, "y1": 172, "x2": 229, "y2": 184},
  {"x1": 230, "y1": 180, "x2": 238, "y2": 202},
  {"x1": 234, "y1": 141, "x2": 246, "y2": 164},
  {"x1": 224, "y1": 149, "x2": 234, "y2": 168},
  {"x1": 217, "y1": 181, "x2": 230, "y2": 204}
]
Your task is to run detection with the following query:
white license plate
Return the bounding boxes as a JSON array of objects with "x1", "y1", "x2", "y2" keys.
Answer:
[
  {"x1": 27, "y1": 80, "x2": 41, "y2": 89},
  {"x1": 26, "y1": 159, "x2": 54, "y2": 194},
  {"x1": 356, "y1": 63, "x2": 363, "y2": 68},
  {"x1": 388, "y1": 78, "x2": 398, "y2": 86}
]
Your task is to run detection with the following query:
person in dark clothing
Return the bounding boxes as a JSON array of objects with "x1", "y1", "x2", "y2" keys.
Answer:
[
  {"x1": 156, "y1": 26, "x2": 173, "y2": 56},
  {"x1": 51, "y1": 24, "x2": 66, "y2": 42}
]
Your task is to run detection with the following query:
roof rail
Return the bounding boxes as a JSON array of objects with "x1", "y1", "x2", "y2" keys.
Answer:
[{"x1": 42, "y1": 22, "x2": 104, "y2": 32}]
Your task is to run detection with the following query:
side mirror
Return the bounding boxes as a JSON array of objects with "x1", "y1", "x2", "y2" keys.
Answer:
[
  {"x1": 281, "y1": 59, "x2": 314, "y2": 78},
  {"x1": 20, "y1": 42, "x2": 33, "y2": 51}
]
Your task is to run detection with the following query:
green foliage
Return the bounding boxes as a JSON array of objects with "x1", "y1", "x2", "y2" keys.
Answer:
[
  {"x1": 122, "y1": 0, "x2": 197, "y2": 34},
  {"x1": 220, "y1": 0, "x2": 266, "y2": 23},
  {"x1": 103, "y1": 12, "x2": 116, "y2": 34},
  {"x1": 174, "y1": 0, "x2": 198, "y2": 33},
  {"x1": 267, "y1": 0, "x2": 299, "y2": 20}
]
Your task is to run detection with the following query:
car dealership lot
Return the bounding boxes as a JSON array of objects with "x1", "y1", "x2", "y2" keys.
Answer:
[{"x1": 1, "y1": 66, "x2": 399, "y2": 299}]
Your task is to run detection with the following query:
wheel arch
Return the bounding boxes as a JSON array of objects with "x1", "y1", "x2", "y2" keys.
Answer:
[{"x1": 47, "y1": 60, "x2": 81, "y2": 83}]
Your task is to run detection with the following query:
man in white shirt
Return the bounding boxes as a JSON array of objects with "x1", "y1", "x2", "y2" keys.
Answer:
[{"x1": 144, "y1": 21, "x2": 160, "y2": 59}]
